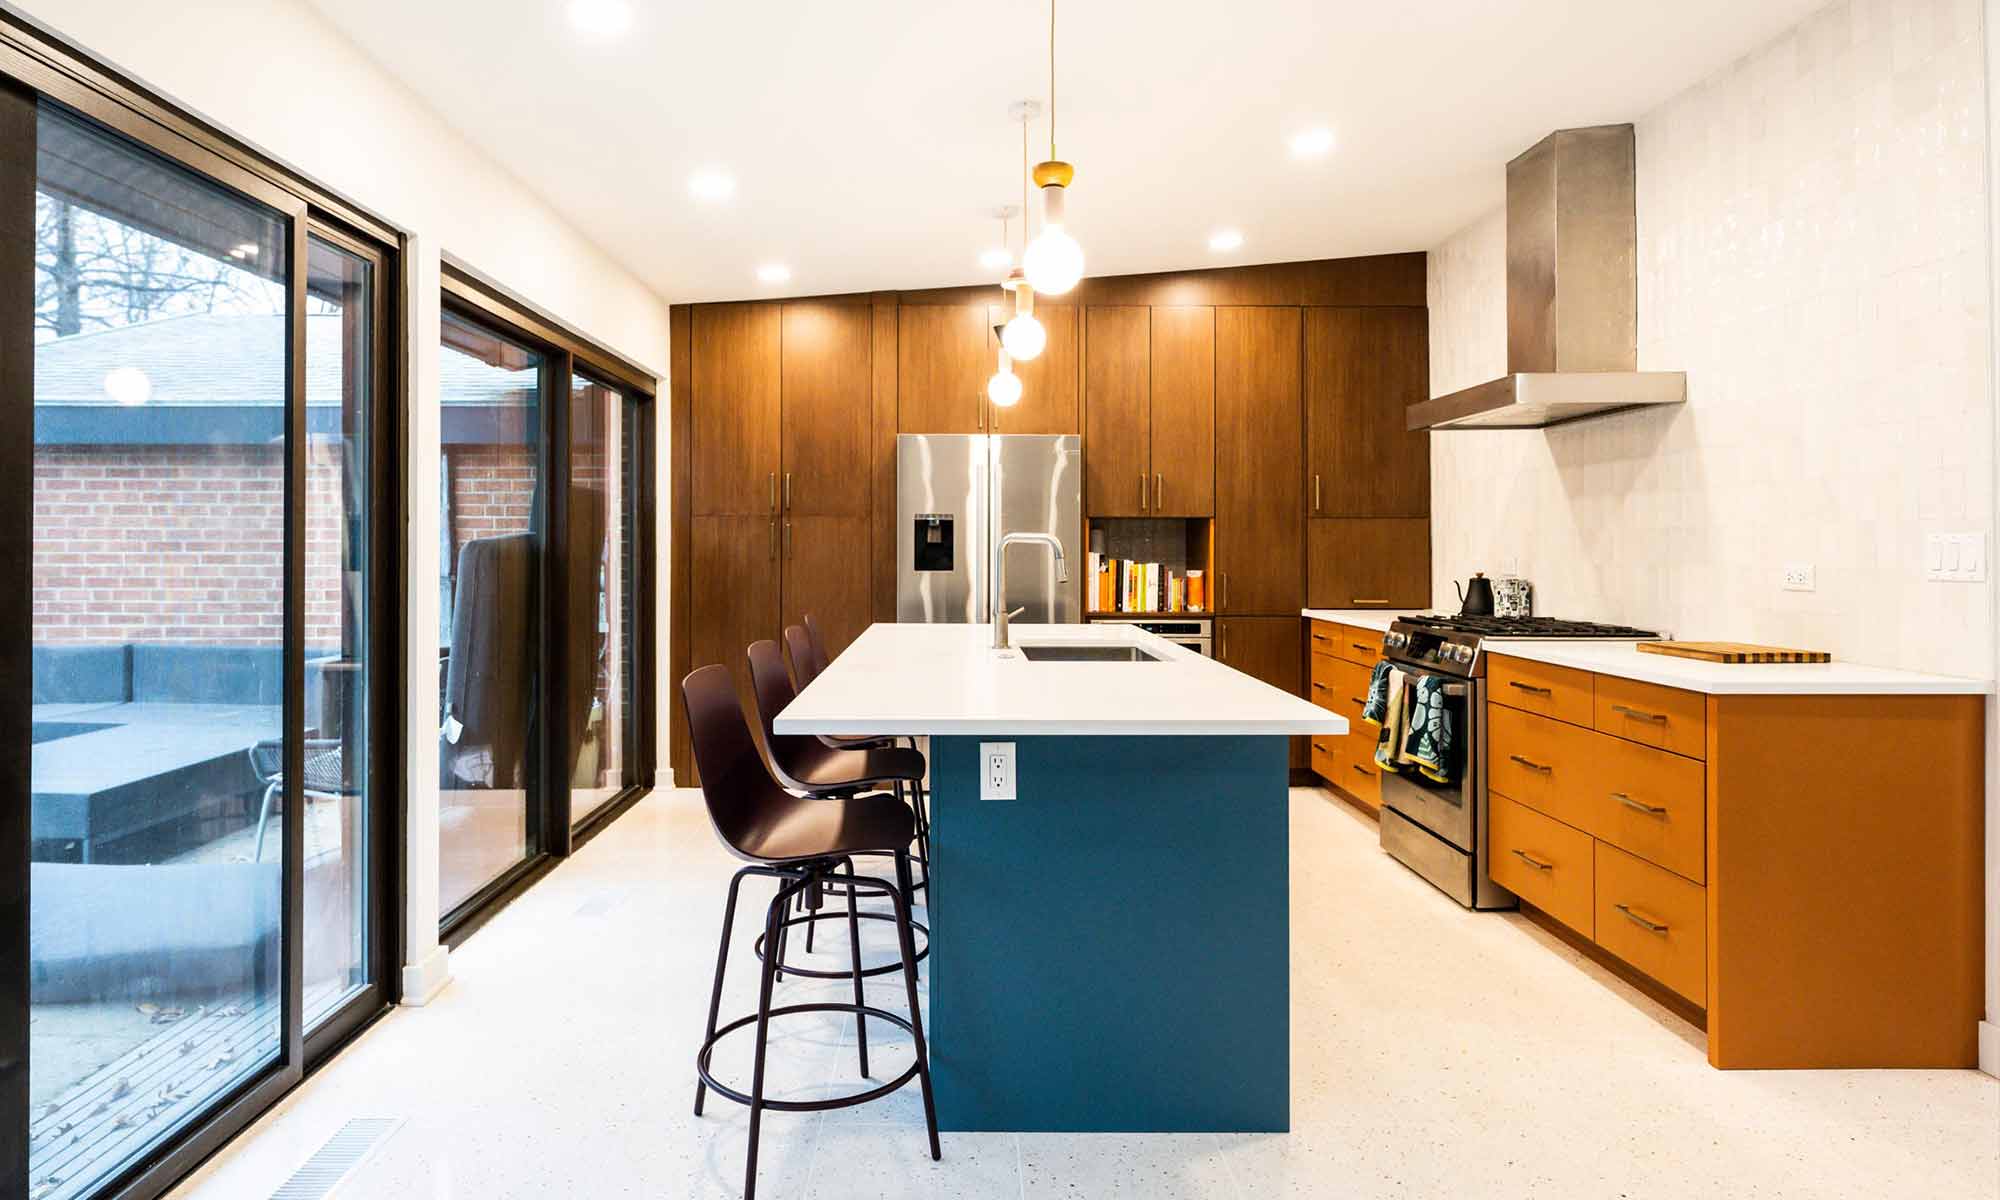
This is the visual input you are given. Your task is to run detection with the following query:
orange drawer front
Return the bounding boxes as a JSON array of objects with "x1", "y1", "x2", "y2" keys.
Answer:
[
  {"x1": 1486, "y1": 703, "x2": 1592, "y2": 829},
  {"x1": 1593, "y1": 840, "x2": 1707, "y2": 1005},
  {"x1": 1307, "y1": 620, "x2": 1341, "y2": 660},
  {"x1": 1595, "y1": 674, "x2": 1706, "y2": 759},
  {"x1": 1334, "y1": 623, "x2": 1386, "y2": 668},
  {"x1": 1488, "y1": 793, "x2": 1595, "y2": 937},
  {"x1": 1578, "y1": 730, "x2": 1706, "y2": 883},
  {"x1": 1487, "y1": 653, "x2": 1594, "y2": 727},
  {"x1": 1335, "y1": 751, "x2": 1382, "y2": 809}
]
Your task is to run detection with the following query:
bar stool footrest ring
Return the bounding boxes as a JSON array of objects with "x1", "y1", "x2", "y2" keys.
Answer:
[
  {"x1": 696, "y1": 1002, "x2": 921, "y2": 1113},
  {"x1": 753, "y1": 909, "x2": 928, "y2": 979}
]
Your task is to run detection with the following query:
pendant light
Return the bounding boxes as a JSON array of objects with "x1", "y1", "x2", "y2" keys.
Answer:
[
  {"x1": 1021, "y1": 0, "x2": 1083, "y2": 295},
  {"x1": 1001, "y1": 108, "x2": 1047, "y2": 362},
  {"x1": 987, "y1": 346, "x2": 1023, "y2": 407}
]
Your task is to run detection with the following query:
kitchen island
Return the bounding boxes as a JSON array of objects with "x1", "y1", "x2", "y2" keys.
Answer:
[{"x1": 776, "y1": 621, "x2": 1343, "y2": 1132}]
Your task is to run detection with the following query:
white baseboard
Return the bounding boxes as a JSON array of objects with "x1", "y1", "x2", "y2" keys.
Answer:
[
  {"x1": 1980, "y1": 1021, "x2": 1999, "y2": 1078},
  {"x1": 399, "y1": 944, "x2": 452, "y2": 1006}
]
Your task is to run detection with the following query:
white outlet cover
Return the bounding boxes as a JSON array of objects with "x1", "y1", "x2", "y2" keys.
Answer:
[
  {"x1": 979, "y1": 741, "x2": 1016, "y2": 801},
  {"x1": 1782, "y1": 564, "x2": 1815, "y2": 591}
]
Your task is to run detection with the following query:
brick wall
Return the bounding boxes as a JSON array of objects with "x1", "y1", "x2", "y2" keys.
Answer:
[
  {"x1": 34, "y1": 442, "x2": 353, "y2": 647},
  {"x1": 446, "y1": 443, "x2": 537, "y2": 563}
]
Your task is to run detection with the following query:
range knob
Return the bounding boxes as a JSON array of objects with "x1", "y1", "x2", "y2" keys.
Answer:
[
  {"x1": 1385, "y1": 631, "x2": 1409, "y2": 649},
  {"x1": 1451, "y1": 644, "x2": 1474, "y2": 664}
]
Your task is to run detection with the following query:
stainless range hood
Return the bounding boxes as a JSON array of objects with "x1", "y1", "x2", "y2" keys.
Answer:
[{"x1": 1408, "y1": 124, "x2": 1686, "y2": 431}]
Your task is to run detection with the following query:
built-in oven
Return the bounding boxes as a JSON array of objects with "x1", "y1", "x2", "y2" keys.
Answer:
[{"x1": 1087, "y1": 616, "x2": 1211, "y2": 657}]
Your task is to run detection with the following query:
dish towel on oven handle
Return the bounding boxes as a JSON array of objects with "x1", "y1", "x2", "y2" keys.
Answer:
[
  {"x1": 1362, "y1": 660, "x2": 1392, "y2": 723},
  {"x1": 1401, "y1": 673, "x2": 1455, "y2": 785}
]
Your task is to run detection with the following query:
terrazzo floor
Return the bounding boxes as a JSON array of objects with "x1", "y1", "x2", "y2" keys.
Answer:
[{"x1": 164, "y1": 787, "x2": 1999, "y2": 1199}]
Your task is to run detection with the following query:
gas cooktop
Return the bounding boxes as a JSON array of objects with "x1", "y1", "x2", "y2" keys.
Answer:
[{"x1": 1395, "y1": 615, "x2": 1662, "y2": 639}]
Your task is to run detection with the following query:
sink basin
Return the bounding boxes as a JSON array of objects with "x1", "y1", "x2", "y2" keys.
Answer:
[{"x1": 1016, "y1": 643, "x2": 1163, "y2": 663}]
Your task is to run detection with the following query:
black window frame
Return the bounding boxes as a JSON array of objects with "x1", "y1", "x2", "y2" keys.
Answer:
[
  {"x1": 436, "y1": 265, "x2": 657, "y2": 950},
  {"x1": 0, "y1": 11, "x2": 409, "y2": 1200}
]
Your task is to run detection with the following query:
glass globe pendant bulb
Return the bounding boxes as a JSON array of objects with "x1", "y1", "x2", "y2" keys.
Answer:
[
  {"x1": 1022, "y1": 226, "x2": 1083, "y2": 296},
  {"x1": 1002, "y1": 311, "x2": 1046, "y2": 361},
  {"x1": 987, "y1": 365, "x2": 1023, "y2": 407}
]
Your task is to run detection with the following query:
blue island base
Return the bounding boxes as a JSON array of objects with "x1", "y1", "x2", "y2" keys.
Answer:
[{"x1": 925, "y1": 734, "x2": 1290, "y2": 1132}]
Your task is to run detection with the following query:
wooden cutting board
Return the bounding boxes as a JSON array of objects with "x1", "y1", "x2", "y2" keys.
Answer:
[{"x1": 1637, "y1": 640, "x2": 1830, "y2": 664}]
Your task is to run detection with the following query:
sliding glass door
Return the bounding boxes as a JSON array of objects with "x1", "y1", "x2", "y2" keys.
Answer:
[
  {"x1": 5, "y1": 78, "x2": 402, "y2": 1200},
  {"x1": 567, "y1": 374, "x2": 638, "y2": 827}
]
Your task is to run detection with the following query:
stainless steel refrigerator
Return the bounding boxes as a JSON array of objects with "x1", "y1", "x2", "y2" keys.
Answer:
[{"x1": 896, "y1": 434, "x2": 1081, "y2": 624}]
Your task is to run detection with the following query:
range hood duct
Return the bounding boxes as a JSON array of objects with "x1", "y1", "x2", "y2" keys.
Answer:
[{"x1": 1408, "y1": 124, "x2": 1686, "y2": 431}]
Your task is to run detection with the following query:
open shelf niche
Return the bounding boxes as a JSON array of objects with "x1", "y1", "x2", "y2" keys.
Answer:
[{"x1": 1085, "y1": 517, "x2": 1215, "y2": 616}]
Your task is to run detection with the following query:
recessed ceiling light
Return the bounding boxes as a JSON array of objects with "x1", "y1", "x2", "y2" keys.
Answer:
[
  {"x1": 1208, "y1": 229, "x2": 1245, "y2": 253},
  {"x1": 979, "y1": 247, "x2": 1012, "y2": 270},
  {"x1": 688, "y1": 169, "x2": 735, "y2": 203},
  {"x1": 1290, "y1": 127, "x2": 1336, "y2": 158},
  {"x1": 568, "y1": 0, "x2": 633, "y2": 35},
  {"x1": 756, "y1": 264, "x2": 791, "y2": 285}
]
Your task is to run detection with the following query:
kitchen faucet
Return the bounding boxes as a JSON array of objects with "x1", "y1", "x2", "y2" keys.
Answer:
[{"x1": 991, "y1": 531, "x2": 1068, "y2": 651}]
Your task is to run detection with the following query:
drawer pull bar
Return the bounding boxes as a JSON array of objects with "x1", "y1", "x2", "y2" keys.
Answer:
[
  {"x1": 1350, "y1": 641, "x2": 1375, "y2": 654},
  {"x1": 1350, "y1": 697, "x2": 1366, "y2": 706},
  {"x1": 1507, "y1": 754, "x2": 1552, "y2": 774},
  {"x1": 1312, "y1": 633, "x2": 1331, "y2": 644},
  {"x1": 1508, "y1": 681, "x2": 1553, "y2": 696},
  {"x1": 1611, "y1": 791, "x2": 1668, "y2": 816},
  {"x1": 1350, "y1": 764, "x2": 1373, "y2": 778},
  {"x1": 1311, "y1": 682, "x2": 1330, "y2": 692},
  {"x1": 1611, "y1": 704, "x2": 1669, "y2": 723},
  {"x1": 1614, "y1": 903, "x2": 1670, "y2": 934},
  {"x1": 1510, "y1": 849, "x2": 1553, "y2": 872}
]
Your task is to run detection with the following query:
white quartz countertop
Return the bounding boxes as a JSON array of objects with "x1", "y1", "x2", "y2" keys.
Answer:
[
  {"x1": 1480, "y1": 639, "x2": 1994, "y2": 696},
  {"x1": 777, "y1": 622, "x2": 1348, "y2": 736},
  {"x1": 1302, "y1": 609, "x2": 1437, "y2": 633}
]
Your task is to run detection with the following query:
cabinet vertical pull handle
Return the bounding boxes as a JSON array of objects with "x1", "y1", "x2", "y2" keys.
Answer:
[
  {"x1": 1313, "y1": 473, "x2": 1322, "y2": 514},
  {"x1": 783, "y1": 520, "x2": 793, "y2": 560},
  {"x1": 1155, "y1": 473, "x2": 1163, "y2": 510},
  {"x1": 1220, "y1": 624, "x2": 1228, "y2": 660},
  {"x1": 783, "y1": 472, "x2": 793, "y2": 512},
  {"x1": 769, "y1": 519, "x2": 778, "y2": 561},
  {"x1": 1139, "y1": 473, "x2": 1149, "y2": 512},
  {"x1": 768, "y1": 472, "x2": 777, "y2": 514}
]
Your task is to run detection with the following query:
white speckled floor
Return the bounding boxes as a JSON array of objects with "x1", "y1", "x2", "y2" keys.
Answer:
[{"x1": 164, "y1": 787, "x2": 1999, "y2": 1200}]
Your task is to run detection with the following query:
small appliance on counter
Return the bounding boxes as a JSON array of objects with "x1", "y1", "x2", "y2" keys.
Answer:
[
  {"x1": 1453, "y1": 572, "x2": 1494, "y2": 616},
  {"x1": 1374, "y1": 614, "x2": 1661, "y2": 910}
]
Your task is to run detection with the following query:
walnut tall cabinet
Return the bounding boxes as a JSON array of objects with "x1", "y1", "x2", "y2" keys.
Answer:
[{"x1": 671, "y1": 255, "x2": 1435, "y2": 783}]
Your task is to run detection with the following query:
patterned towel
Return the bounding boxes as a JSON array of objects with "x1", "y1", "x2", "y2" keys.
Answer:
[
  {"x1": 1362, "y1": 661, "x2": 1392, "y2": 724},
  {"x1": 1372, "y1": 668, "x2": 1407, "y2": 772},
  {"x1": 1400, "y1": 673, "x2": 1456, "y2": 785}
]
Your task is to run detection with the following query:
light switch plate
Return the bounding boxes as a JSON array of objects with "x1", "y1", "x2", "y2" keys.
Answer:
[
  {"x1": 980, "y1": 741, "x2": 1016, "y2": 800},
  {"x1": 1924, "y1": 533, "x2": 1988, "y2": 582},
  {"x1": 1782, "y1": 564, "x2": 1815, "y2": 592}
]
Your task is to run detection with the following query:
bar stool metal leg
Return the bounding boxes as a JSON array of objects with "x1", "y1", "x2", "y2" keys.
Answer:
[
  {"x1": 892, "y1": 851, "x2": 941, "y2": 1159},
  {"x1": 694, "y1": 866, "x2": 751, "y2": 1116},
  {"x1": 841, "y1": 858, "x2": 869, "y2": 1078},
  {"x1": 744, "y1": 878, "x2": 796, "y2": 1200}
]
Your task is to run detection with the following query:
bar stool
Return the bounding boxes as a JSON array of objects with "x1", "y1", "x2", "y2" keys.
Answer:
[
  {"x1": 682, "y1": 665, "x2": 939, "y2": 1200},
  {"x1": 785, "y1": 619, "x2": 933, "y2": 889},
  {"x1": 747, "y1": 639, "x2": 929, "y2": 967}
]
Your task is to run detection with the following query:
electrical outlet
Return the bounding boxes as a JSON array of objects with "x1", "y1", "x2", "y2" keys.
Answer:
[
  {"x1": 979, "y1": 741, "x2": 1016, "y2": 801},
  {"x1": 1925, "y1": 533, "x2": 1988, "y2": 582},
  {"x1": 1782, "y1": 564, "x2": 1815, "y2": 592}
]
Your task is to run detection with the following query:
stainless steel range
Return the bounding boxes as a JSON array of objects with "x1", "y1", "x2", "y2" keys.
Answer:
[{"x1": 1374, "y1": 614, "x2": 1660, "y2": 909}]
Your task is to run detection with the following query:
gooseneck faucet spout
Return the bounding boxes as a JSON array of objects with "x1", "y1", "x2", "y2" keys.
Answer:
[{"x1": 992, "y1": 532, "x2": 1068, "y2": 651}]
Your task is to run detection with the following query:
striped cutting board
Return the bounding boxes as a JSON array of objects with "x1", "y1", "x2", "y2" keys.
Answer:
[{"x1": 1637, "y1": 641, "x2": 1831, "y2": 664}]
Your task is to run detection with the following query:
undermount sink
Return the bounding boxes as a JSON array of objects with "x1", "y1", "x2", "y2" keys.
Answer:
[{"x1": 1016, "y1": 643, "x2": 1162, "y2": 663}]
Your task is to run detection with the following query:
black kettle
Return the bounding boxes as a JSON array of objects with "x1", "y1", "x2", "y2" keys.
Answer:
[{"x1": 1456, "y1": 572, "x2": 1495, "y2": 617}]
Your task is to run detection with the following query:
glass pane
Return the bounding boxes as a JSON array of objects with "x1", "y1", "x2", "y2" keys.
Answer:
[
  {"x1": 30, "y1": 104, "x2": 288, "y2": 1199},
  {"x1": 567, "y1": 376, "x2": 632, "y2": 825},
  {"x1": 303, "y1": 237, "x2": 373, "y2": 1028},
  {"x1": 438, "y1": 309, "x2": 542, "y2": 914}
]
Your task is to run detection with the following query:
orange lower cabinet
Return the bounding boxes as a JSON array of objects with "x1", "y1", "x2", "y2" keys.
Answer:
[
  {"x1": 1593, "y1": 840, "x2": 1707, "y2": 1006},
  {"x1": 1487, "y1": 792, "x2": 1594, "y2": 937}
]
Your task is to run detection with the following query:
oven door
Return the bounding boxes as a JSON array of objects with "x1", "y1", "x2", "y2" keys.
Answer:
[{"x1": 1377, "y1": 668, "x2": 1479, "y2": 852}]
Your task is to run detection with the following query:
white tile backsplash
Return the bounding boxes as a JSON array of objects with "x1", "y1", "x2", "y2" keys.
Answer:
[{"x1": 1428, "y1": 0, "x2": 1996, "y2": 678}]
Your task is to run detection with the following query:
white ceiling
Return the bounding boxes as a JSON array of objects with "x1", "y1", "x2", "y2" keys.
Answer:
[{"x1": 309, "y1": 0, "x2": 1823, "y2": 304}]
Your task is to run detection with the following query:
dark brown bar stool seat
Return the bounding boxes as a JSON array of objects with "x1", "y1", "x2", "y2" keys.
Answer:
[
  {"x1": 783, "y1": 619, "x2": 933, "y2": 895},
  {"x1": 682, "y1": 664, "x2": 939, "y2": 1200}
]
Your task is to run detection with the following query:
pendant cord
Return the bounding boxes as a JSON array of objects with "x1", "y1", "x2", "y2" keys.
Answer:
[
  {"x1": 1021, "y1": 117, "x2": 1030, "y2": 251},
  {"x1": 1048, "y1": 0, "x2": 1057, "y2": 159}
]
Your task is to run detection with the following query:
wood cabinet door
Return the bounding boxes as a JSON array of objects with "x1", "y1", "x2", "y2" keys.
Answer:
[
  {"x1": 1082, "y1": 305, "x2": 1150, "y2": 517},
  {"x1": 692, "y1": 304, "x2": 781, "y2": 516},
  {"x1": 1148, "y1": 305, "x2": 1215, "y2": 517},
  {"x1": 782, "y1": 515, "x2": 873, "y2": 661},
  {"x1": 1215, "y1": 306, "x2": 1303, "y2": 613},
  {"x1": 1306, "y1": 518, "x2": 1431, "y2": 609},
  {"x1": 988, "y1": 302, "x2": 1078, "y2": 435},
  {"x1": 690, "y1": 515, "x2": 780, "y2": 705},
  {"x1": 1306, "y1": 306, "x2": 1430, "y2": 517},
  {"x1": 1217, "y1": 615, "x2": 1307, "y2": 770},
  {"x1": 897, "y1": 305, "x2": 989, "y2": 434},
  {"x1": 780, "y1": 302, "x2": 871, "y2": 518},
  {"x1": 1088, "y1": 304, "x2": 1152, "y2": 516}
]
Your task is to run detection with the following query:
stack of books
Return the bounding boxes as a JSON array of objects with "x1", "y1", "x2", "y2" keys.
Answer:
[{"x1": 1086, "y1": 552, "x2": 1204, "y2": 614}]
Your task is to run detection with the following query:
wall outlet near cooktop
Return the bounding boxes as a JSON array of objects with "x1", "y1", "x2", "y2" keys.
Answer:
[
  {"x1": 1781, "y1": 564, "x2": 1815, "y2": 592},
  {"x1": 1924, "y1": 533, "x2": 1987, "y2": 582}
]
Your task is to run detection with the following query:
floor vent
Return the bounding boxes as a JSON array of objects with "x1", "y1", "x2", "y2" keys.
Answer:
[{"x1": 269, "y1": 1118, "x2": 403, "y2": 1200}]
